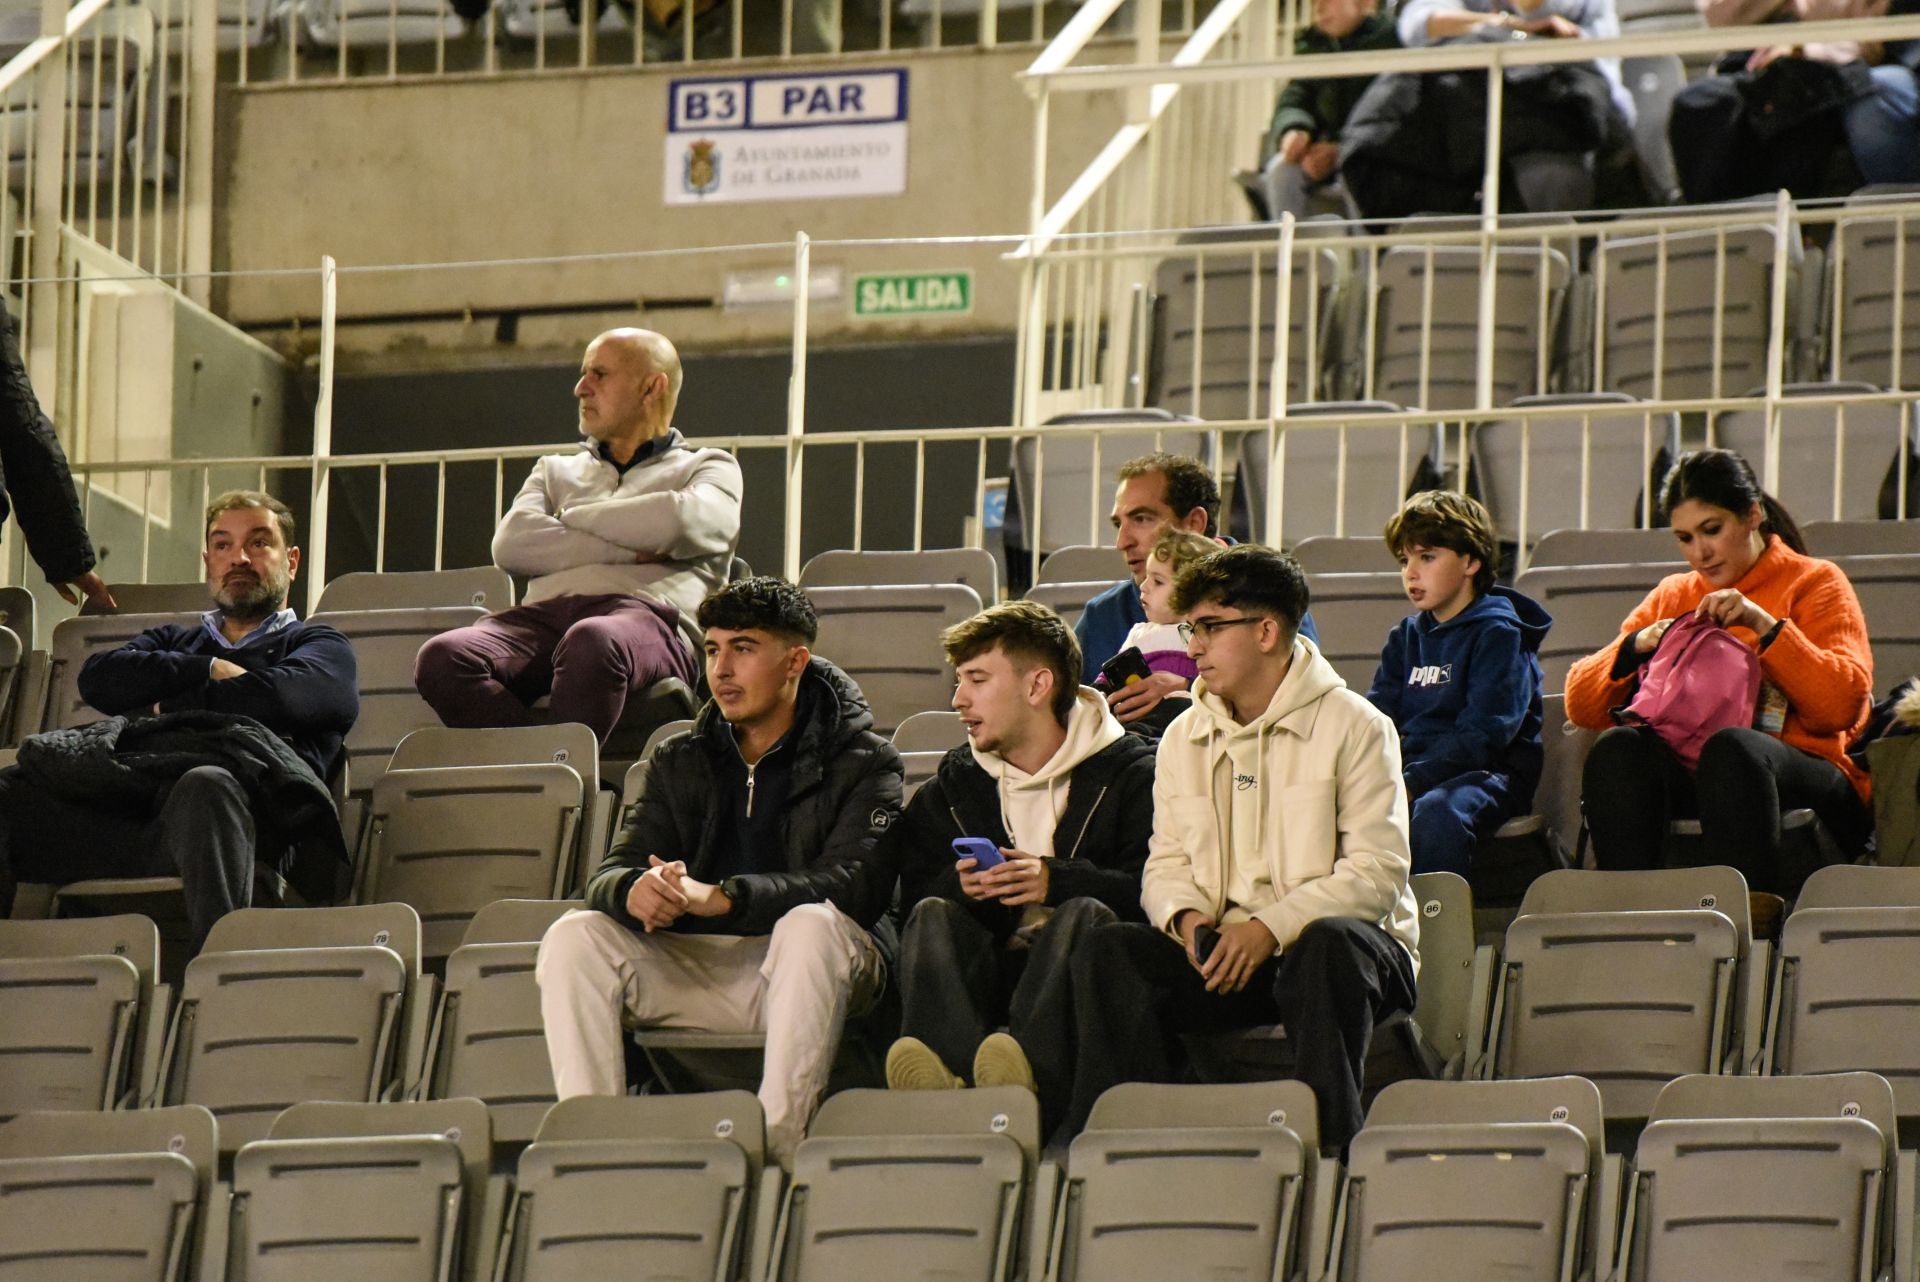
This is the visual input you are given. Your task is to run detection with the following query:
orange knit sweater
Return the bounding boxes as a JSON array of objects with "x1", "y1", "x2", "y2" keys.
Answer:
[{"x1": 1563, "y1": 536, "x2": 1875, "y2": 802}]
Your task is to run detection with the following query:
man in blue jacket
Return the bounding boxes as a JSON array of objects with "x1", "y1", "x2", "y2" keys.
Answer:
[{"x1": 0, "y1": 490, "x2": 357, "y2": 945}]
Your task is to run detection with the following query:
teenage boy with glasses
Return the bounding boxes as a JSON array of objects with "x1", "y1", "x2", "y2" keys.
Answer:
[{"x1": 1062, "y1": 545, "x2": 1420, "y2": 1153}]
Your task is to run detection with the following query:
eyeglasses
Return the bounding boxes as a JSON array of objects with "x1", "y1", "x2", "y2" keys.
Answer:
[{"x1": 1177, "y1": 616, "x2": 1266, "y2": 644}]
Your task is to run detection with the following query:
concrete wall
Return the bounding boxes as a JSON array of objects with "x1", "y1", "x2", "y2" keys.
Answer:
[{"x1": 216, "y1": 45, "x2": 1128, "y2": 356}]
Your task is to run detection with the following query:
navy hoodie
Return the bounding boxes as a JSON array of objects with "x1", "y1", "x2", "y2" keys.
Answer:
[{"x1": 1365, "y1": 585, "x2": 1552, "y2": 803}]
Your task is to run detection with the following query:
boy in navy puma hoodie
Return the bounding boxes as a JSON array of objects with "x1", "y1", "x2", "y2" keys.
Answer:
[{"x1": 1366, "y1": 492, "x2": 1552, "y2": 875}]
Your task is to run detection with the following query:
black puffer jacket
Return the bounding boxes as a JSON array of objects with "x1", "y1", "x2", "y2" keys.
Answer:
[
  {"x1": 892, "y1": 730, "x2": 1158, "y2": 940},
  {"x1": 0, "y1": 293, "x2": 95, "y2": 585},
  {"x1": 585, "y1": 657, "x2": 905, "y2": 937}
]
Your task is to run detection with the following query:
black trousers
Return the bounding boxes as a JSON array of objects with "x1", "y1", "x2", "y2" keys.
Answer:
[
  {"x1": 0, "y1": 765, "x2": 257, "y2": 948},
  {"x1": 1582, "y1": 725, "x2": 1870, "y2": 895},
  {"x1": 1065, "y1": 916, "x2": 1416, "y2": 1152},
  {"x1": 896, "y1": 895, "x2": 1116, "y2": 1134}
]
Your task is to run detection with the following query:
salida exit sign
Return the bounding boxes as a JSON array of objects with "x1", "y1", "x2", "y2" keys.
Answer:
[{"x1": 853, "y1": 270, "x2": 973, "y2": 317}]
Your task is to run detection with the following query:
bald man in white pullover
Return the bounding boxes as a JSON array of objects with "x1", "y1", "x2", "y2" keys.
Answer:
[{"x1": 416, "y1": 328, "x2": 743, "y2": 742}]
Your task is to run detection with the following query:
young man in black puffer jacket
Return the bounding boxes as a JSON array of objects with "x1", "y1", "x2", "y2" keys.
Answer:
[
  {"x1": 882, "y1": 601, "x2": 1156, "y2": 1139},
  {"x1": 537, "y1": 576, "x2": 903, "y2": 1164}
]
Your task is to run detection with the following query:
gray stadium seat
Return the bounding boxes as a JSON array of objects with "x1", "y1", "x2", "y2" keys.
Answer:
[
  {"x1": 0, "y1": 588, "x2": 43, "y2": 745},
  {"x1": 1231, "y1": 402, "x2": 1437, "y2": 545},
  {"x1": 500, "y1": 0, "x2": 630, "y2": 39},
  {"x1": 1804, "y1": 519, "x2": 1920, "y2": 557},
  {"x1": 423, "y1": 898, "x2": 582, "y2": 1145},
  {"x1": 1373, "y1": 243, "x2": 1570, "y2": 410},
  {"x1": 1526, "y1": 526, "x2": 1681, "y2": 570},
  {"x1": 0, "y1": 625, "x2": 20, "y2": 750},
  {"x1": 230, "y1": 1098, "x2": 495, "y2": 1282},
  {"x1": 295, "y1": 0, "x2": 465, "y2": 49},
  {"x1": 0, "y1": 584, "x2": 36, "y2": 649},
  {"x1": 161, "y1": 903, "x2": 423, "y2": 1153},
  {"x1": 1831, "y1": 553, "x2": 1920, "y2": 686},
  {"x1": 1356, "y1": 1075, "x2": 1615, "y2": 1282},
  {"x1": 503, "y1": 1092, "x2": 771, "y2": 1282},
  {"x1": 807, "y1": 584, "x2": 982, "y2": 738},
  {"x1": 1532, "y1": 694, "x2": 1599, "y2": 867},
  {"x1": 1405, "y1": 871, "x2": 1491, "y2": 1078},
  {"x1": 1037, "y1": 545, "x2": 1125, "y2": 585},
  {"x1": 775, "y1": 1087, "x2": 1044, "y2": 1282},
  {"x1": 800, "y1": 547, "x2": 1001, "y2": 605},
  {"x1": 1829, "y1": 192, "x2": 1920, "y2": 388},
  {"x1": 0, "y1": 914, "x2": 166, "y2": 1120},
  {"x1": 615, "y1": 716, "x2": 695, "y2": 837},
  {"x1": 1471, "y1": 394, "x2": 1679, "y2": 548},
  {"x1": 0, "y1": 1104, "x2": 217, "y2": 1282},
  {"x1": 314, "y1": 566, "x2": 515, "y2": 613},
  {"x1": 1006, "y1": 412, "x2": 1209, "y2": 562},
  {"x1": 900, "y1": 750, "x2": 945, "y2": 802},
  {"x1": 44, "y1": 611, "x2": 198, "y2": 731},
  {"x1": 1299, "y1": 571, "x2": 1408, "y2": 692},
  {"x1": 893, "y1": 709, "x2": 964, "y2": 752},
  {"x1": 1513, "y1": 562, "x2": 1673, "y2": 692},
  {"x1": 1595, "y1": 221, "x2": 1793, "y2": 401},
  {"x1": 78, "y1": 581, "x2": 209, "y2": 617},
  {"x1": 1023, "y1": 580, "x2": 1111, "y2": 630},
  {"x1": 1289, "y1": 535, "x2": 1396, "y2": 574},
  {"x1": 1489, "y1": 867, "x2": 1754, "y2": 1118},
  {"x1": 1623, "y1": 55, "x2": 1685, "y2": 202},
  {"x1": 1711, "y1": 383, "x2": 1919, "y2": 522},
  {"x1": 1056, "y1": 1080, "x2": 1320, "y2": 1282}
]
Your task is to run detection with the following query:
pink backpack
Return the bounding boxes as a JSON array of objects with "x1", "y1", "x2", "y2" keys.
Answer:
[{"x1": 1617, "y1": 613, "x2": 1763, "y2": 768}]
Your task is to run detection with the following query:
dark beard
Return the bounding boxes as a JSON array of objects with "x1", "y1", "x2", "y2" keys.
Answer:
[{"x1": 214, "y1": 573, "x2": 286, "y2": 621}]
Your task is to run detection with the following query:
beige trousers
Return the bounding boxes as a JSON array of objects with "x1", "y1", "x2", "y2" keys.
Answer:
[{"x1": 535, "y1": 903, "x2": 884, "y2": 1160}]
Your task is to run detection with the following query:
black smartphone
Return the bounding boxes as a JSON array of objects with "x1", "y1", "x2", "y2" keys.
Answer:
[
  {"x1": 1194, "y1": 924, "x2": 1221, "y2": 964},
  {"x1": 1100, "y1": 647, "x2": 1153, "y2": 687}
]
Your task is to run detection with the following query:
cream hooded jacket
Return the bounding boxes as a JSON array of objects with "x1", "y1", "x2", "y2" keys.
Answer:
[{"x1": 1141, "y1": 634, "x2": 1421, "y2": 975}]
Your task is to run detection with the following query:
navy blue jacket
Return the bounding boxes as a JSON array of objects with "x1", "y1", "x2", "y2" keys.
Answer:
[
  {"x1": 1075, "y1": 577, "x2": 1319, "y2": 673},
  {"x1": 77, "y1": 616, "x2": 359, "y2": 779},
  {"x1": 1366, "y1": 585, "x2": 1552, "y2": 803}
]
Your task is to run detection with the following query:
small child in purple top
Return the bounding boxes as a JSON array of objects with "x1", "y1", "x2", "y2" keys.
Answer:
[{"x1": 1096, "y1": 529, "x2": 1216, "y2": 692}]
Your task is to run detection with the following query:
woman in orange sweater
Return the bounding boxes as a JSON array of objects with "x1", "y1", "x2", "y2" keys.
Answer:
[{"x1": 1566, "y1": 450, "x2": 1874, "y2": 895}]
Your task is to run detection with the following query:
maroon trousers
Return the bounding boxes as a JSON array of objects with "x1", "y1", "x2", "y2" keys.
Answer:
[{"x1": 414, "y1": 592, "x2": 697, "y2": 743}]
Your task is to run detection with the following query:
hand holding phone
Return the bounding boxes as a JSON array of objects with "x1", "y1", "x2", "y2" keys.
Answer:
[
  {"x1": 1194, "y1": 925, "x2": 1222, "y2": 964},
  {"x1": 952, "y1": 836, "x2": 1006, "y2": 870}
]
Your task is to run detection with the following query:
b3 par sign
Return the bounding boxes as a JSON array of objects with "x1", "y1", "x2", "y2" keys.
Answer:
[{"x1": 666, "y1": 69, "x2": 908, "y2": 205}]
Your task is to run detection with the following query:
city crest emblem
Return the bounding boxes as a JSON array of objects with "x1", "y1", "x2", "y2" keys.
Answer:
[{"x1": 684, "y1": 139, "x2": 720, "y2": 196}]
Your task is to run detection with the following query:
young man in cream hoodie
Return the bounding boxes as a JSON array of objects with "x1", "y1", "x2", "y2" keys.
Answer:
[
  {"x1": 1066, "y1": 545, "x2": 1420, "y2": 1151},
  {"x1": 883, "y1": 601, "x2": 1156, "y2": 1135},
  {"x1": 415, "y1": 327, "x2": 743, "y2": 743}
]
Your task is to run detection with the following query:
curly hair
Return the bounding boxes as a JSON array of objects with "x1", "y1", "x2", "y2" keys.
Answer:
[{"x1": 696, "y1": 576, "x2": 818, "y2": 644}]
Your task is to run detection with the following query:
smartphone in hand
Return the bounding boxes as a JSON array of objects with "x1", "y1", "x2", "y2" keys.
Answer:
[{"x1": 952, "y1": 837, "x2": 1006, "y2": 869}]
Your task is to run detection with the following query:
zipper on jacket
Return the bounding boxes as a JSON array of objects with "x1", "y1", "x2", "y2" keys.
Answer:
[
  {"x1": 746, "y1": 762, "x2": 757, "y2": 817},
  {"x1": 1064, "y1": 784, "x2": 1110, "y2": 862}
]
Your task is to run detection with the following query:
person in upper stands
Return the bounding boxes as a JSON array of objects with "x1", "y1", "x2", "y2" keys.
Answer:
[
  {"x1": 1250, "y1": 0, "x2": 1399, "y2": 221},
  {"x1": 0, "y1": 293, "x2": 114, "y2": 613},
  {"x1": 1566, "y1": 450, "x2": 1874, "y2": 896},
  {"x1": 415, "y1": 327, "x2": 742, "y2": 744},
  {"x1": 536, "y1": 577, "x2": 902, "y2": 1163},
  {"x1": 1065, "y1": 545, "x2": 1419, "y2": 1154},
  {"x1": 1077, "y1": 452, "x2": 1317, "y2": 727},
  {"x1": 883, "y1": 601, "x2": 1155, "y2": 1136},
  {"x1": 1393, "y1": 0, "x2": 1632, "y2": 210},
  {"x1": 1366, "y1": 491, "x2": 1551, "y2": 876},
  {"x1": 0, "y1": 491, "x2": 358, "y2": 948}
]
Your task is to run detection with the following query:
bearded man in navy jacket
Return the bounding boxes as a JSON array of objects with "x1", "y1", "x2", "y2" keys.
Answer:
[{"x1": 0, "y1": 490, "x2": 356, "y2": 946}]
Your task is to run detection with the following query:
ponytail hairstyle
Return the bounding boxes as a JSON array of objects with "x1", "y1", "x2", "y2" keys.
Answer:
[{"x1": 1659, "y1": 448, "x2": 1805, "y2": 555}]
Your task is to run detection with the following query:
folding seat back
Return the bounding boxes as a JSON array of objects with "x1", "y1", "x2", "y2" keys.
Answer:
[
  {"x1": 1472, "y1": 394, "x2": 1679, "y2": 547},
  {"x1": 1361, "y1": 1076, "x2": 1609, "y2": 1282},
  {"x1": 425, "y1": 900, "x2": 583, "y2": 1145},
  {"x1": 1406, "y1": 871, "x2": 1484, "y2": 1076},
  {"x1": 1036, "y1": 544, "x2": 1125, "y2": 586},
  {"x1": 1289, "y1": 535, "x2": 1397, "y2": 574},
  {"x1": 1830, "y1": 197, "x2": 1920, "y2": 388},
  {"x1": 1300, "y1": 571, "x2": 1409, "y2": 693},
  {"x1": 1493, "y1": 868, "x2": 1749, "y2": 1117},
  {"x1": 45, "y1": 612, "x2": 198, "y2": 730},
  {"x1": 163, "y1": 904, "x2": 420, "y2": 1153},
  {"x1": 0, "y1": 585, "x2": 36, "y2": 649},
  {"x1": 1526, "y1": 526, "x2": 1682, "y2": 570},
  {"x1": 1803, "y1": 519, "x2": 1920, "y2": 557},
  {"x1": 78, "y1": 582, "x2": 209, "y2": 617},
  {"x1": 1624, "y1": 1115, "x2": 1883, "y2": 1282},
  {"x1": 900, "y1": 750, "x2": 944, "y2": 802},
  {"x1": 1057, "y1": 1081, "x2": 1317, "y2": 1282},
  {"x1": 1711, "y1": 384, "x2": 1917, "y2": 522},
  {"x1": 1596, "y1": 222, "x2": 1789, "y2": 401},
  {"x1": 0, "y1": 914, "x2": 160, "y2": 1119},
  {"x1": 799, "y1": 547, "x2": 1000, "y2": 605},
  {"x1": 1374, "y1": 243, "x2": 1570, "y2": 410},
  {"x1": 773, "y1": 1087, "x2": 1037, "y2": 1282},
  {"x1": 1831, "y1": 553, "x2": 1920, "y2": 682},
  {"x1": 295, "y1": 0, "x2": 464, "y2": 49},
  {"x1": 229, "y1": 1099, "x2": 491, "y2": 1282},
  {"x1": 0, "y1": 1104, "x2": 216, "y2": 1282},
  {"x1": 1773, "y1": 897, "x2": 1920, "y2": 1113},
  {"x1": 504, "y1": 1093, "x2": 766, "y2": 1282},
  {"x1": 616, "y1": 717, "x2": 696, "y2": 832},
  {"x1": 361, "y1": 735, "x2": 588, "y2": 959},
  {"x1": 1234, "y1": 402, "x2": 1436, "y2": 545},
  {"x1": 807, "y1": 584, "x2": 982, "y2": 738},
  {"x1": 0, "y1": 623, "x2": 28, "y2": 736},
  {"x1": 892, "y1": 709, "x2": 964, "y2": 753},
  {"x1": 1023, "y1": 580, "x2": 1109, "y2": 629},
  {"x1": 1534, "y1": 695, "x2": 1599, "y2": 864},
  {"x1": 1513, "y1": 563, "x2": 1674, "y2": 692},
  {"x1": 1007, "y1": 412, "x2": 1209, "y2": 558},
  {"x1": 314, "y1": 566, "x2": 515, "y2": 614}
]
